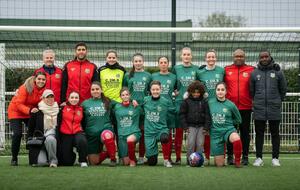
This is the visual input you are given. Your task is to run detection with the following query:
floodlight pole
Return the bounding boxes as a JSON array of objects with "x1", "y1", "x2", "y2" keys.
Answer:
[{"x1": 171, "y1": 0, "x2": 176, "y2": 68}]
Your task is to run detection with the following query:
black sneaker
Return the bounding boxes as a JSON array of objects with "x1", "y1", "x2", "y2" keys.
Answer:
[
  {"x1": 242, "y1": 157, "x2": 249, "y2": 166},
  {"x1": 109, "y1": 160, "x2": 117, "y2": 167},
  {"x1": 174, "y1": 159, "x2": 181, "y2": 165},
  {"x1": 227, "y1": 155, "x2": 234, "y2": 165},
  {"x1": 11, "y1": 159, "x2": 18, "y2": 166}
]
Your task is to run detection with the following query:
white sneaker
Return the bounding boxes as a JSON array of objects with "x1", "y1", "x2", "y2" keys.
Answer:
[
  {"x1": 80, "y1": 162, "x2": 88, "y2": 167},
  {"x1": 137, "y1": 157, "x2": 144, "y2": 165},
  {"x1": 272, "y1": 158, "x2": 281, "y2": 167},
  {"x1": 204, "y1": 158, "x2": 210, "y2": 166},
  {"x1": 164, "y1": 160, "x2": 173, "y2": 168},
  {"x1": 253, "y1": 158, "x2": 264, "y2": 167}
]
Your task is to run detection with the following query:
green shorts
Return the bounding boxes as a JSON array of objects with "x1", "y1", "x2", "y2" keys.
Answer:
[
  {"x1": 118, "y1": 132, "x2": 141, "y2": 158},
  {"x1": 210, "y1": 128, "x2": 236, "y2": 156},
  {"x1": 145, "y1": 130, "x2": 169, "y2": 157},
  {"x1": 86, "y1": 129, "x2": 114, "y2": 154}
]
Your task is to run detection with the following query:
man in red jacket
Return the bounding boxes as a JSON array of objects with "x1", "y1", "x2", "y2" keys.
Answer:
[
  {"x1": 224, "y1": 49, "x2": 254, "y2": 166},
  {"x1": 61, "y1": 42, "x2": 98, "y2": 104},
  {"x1": 34, "y1": 49, "x2": 62, "y2": 104}
]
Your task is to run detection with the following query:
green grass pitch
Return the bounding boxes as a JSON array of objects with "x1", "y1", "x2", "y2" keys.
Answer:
[{"x1": 0, "y1": 154, "x2": 300, "y2": 190}]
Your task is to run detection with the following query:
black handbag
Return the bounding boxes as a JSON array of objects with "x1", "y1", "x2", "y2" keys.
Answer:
[{"x1": 26, "y1": 130, "x2": 45, "y2": 149}]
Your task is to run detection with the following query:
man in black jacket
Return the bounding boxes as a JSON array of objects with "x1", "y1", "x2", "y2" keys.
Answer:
[{"x1": 250, "y1": 50, "x2": 287, "y2": 167}]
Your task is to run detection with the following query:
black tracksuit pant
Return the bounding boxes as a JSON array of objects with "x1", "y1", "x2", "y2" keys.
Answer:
[
  {"x1": 10, "y1": 119, "x2": 29, "y2": 161},
  {"x1": 58, "y1": 133, "x2": 88, "y2": 166},
  {"x1": 254, "y1": 120, "x2": 280, "y2": 159}
]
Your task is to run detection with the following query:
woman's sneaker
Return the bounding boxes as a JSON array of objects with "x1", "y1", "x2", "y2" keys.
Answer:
[
  {"x1": 80, "y1": 162, "x2": 88, "y2": 167},
  {"x1": 163, "y1": 160, "x2": 173, "y2": 168},
  {"x1": 49, "y1": 163, "x2": 57, "y2": 168},
  {"x1": 272, "y1": 158, "x2": 281, "y2": 167},
  {"x1": 253, "y1": 158, "x2": 264, "y2": 167}
]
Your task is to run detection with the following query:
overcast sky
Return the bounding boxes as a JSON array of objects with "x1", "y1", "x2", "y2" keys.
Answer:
[{"x1": 0, "y1": 0, "x2": 299, "y2": 26}]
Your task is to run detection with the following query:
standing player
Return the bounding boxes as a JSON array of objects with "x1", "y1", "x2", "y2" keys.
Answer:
[
  {"x1": 123, "y1": 53, "x2": 152, "y2": 165},
  {"x1": 152, "y1": 56, "x2": 177, "y2": 164},
  {"x1": 196, "y1": 49, "x2": 224, "y2": 165},
  {"x1": 209, "y1": 82, "x2": 242, "y2": 167},
  {"x1": 34, "y1": 49, "x2": 62, "y2": 104},
  {"x1": 81, "y1": 81, "x2": 117, "y2": 166},
  {"x1": 61, "y1": 42, "x2": 98, "y2": 104},
  {"x1": 250, "y1": 50, "x2": 287, "y2": 167},
  {"x1": 112, "y1": 87, "x2": 142, "y2": 167},
  {"x1": 8, "y1": 72, "x2": 46, "y2": 166},
  {"x1": 224, "y1": 49, "x2": 254, "y2": 165},
  {"x1": 143, "y1": 81, "x2": 176, "y2": 167},
  {"x1": 98, "y1": 49, "x2": 126, "y2": 103},
  {"x1": 172, "y1": 47, "x2": 198, "y2": 165}
]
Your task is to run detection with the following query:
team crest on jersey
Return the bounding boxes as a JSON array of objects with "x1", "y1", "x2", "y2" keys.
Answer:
[
  {"x1": 77, "y1": 111, "x2": 81, "y2": 116},
  {"x1": 191, "y1": 71, "x2": 196, "y2": 76},
  {"x1": 157, "y1": 106, "x2": 162, "y2": 112},
  {"x1": 256, "y1": 75, "x2": 261, "y2": 80},
  {"x1": 128, "y1": 111, "x2": 133, "y2": 116},
  {"x1": 223, "y1": 108, "x2": 228, "y2": 113},
  {"x1": 67, "y1": 108, "x2": 71, "y2": 112},
  {"x1": 228, "y1": 71, "x2": 233, "y2": 75},
  {"x1": 55, "y1": 74, "x2": 61, "y2": 78},
  {"x1": 70, "y1": 68, "x2": 76, "y2": 72},
  {"x1": 85, "y1": 69, "x2": 90, "y2": 74},
  {"x1": 215, "y1": 74, "x2": 220, "y2": 78},
  {"x1": 243, "y1": 72, "x2": 249, "y2": 78},
  {"x1": 143, "y1": 77, "x2": 147, "y2": 81},
  {"x1": 167, "y1": 80, "x2": 171, "y2": 84},
  {"x1": 116, "y1": 74, "x2": 120, "y2": 78},
  {"x1": 270, "y1": 73, "x2": 275, "y2": 78}
]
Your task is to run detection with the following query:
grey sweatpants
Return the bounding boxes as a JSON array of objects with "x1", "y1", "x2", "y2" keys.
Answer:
[
  {"x1": 186, "y1": 127, "x2": 205, "y2": 162},
  {"x1": 37, "y1": 134, "x2": 58, "y2": 166}
]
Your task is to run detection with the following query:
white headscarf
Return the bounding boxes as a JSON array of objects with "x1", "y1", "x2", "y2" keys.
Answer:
[{"x1": 38, "y1": 100, "x2": 59, "y2": 132}]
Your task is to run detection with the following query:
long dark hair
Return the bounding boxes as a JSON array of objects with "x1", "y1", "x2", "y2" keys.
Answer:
[
  {"x1": 91, "y1": 81, "x2": 111, "y2": 111},
  {"x1": 129, "y1": 53, "x2": 144, "y2": 79}
]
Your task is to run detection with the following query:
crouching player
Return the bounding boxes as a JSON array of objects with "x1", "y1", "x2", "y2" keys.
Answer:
[
  {"x1": 209, "y1": 82, "x2": 243, "y2": 167},
  {"x1": 143, "y1": 80, "x2": 176, "y2": 167},
  {"x1": 113, "y1": 87, "x2": 142, "y2": 167}
]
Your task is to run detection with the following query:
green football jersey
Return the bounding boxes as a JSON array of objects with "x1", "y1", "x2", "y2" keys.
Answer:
[
  {"x1": 197, "y1": 65, "x2": 224, "y2": 99},
  {"x1": 172, "y1": 64, "x2": 198, "y2": 102},
  {"x1": 81, "y1": 98, "x2": 113, "y2": 136},
  {"x1": 208, "y1": 98, "x2": 242, "y2": 133},
  {"x1": 143, "y1": 96, "x2": 176, "y2": 136},
  {"x1": 113, "y1": 103, "x2": 141, "y2": 137},
  {"x1": 123, "y1": 71, "x2": 152, "y2": 104},
  {"x1": 151, "y1": 72, "x2": 177, "y2": 102}
]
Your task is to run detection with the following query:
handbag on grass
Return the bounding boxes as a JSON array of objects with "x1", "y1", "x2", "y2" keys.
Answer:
[{"x1": 26, "y1": 130, "x2": 45, "y2": 149}]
